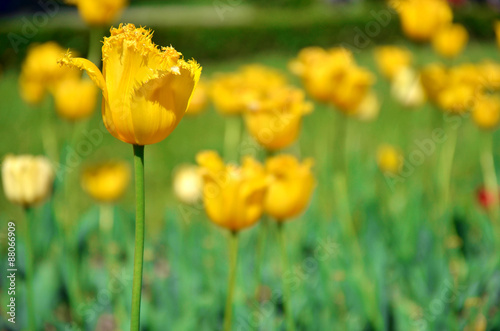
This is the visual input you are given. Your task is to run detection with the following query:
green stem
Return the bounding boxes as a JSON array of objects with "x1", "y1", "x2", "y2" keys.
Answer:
[
  {"x1": 277, "y1": 222, "x2": 295, "y2": 331},
  {"x1": 24, "y1": 207, "x2": 36, "y2": 331},
  {"x1": 223, "y1": 231, "x2": 239, "y2": 331},
  {"x1": 254, "y1": 218, "x2": 267, "y2": 298},
  {"x1": 480, "y1": 132, "x2": 499, "y2": 222},
  {"x1": 224, "y1": 116, "x2": 241, "y2": 163},
  {"x1": 130, "y1": 145, "x2": 145, "y2": 331}
]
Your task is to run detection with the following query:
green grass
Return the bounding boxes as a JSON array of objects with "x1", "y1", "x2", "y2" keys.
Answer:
[{"x1": 1, "y1": 41, "x2": 500, "y2": 330}]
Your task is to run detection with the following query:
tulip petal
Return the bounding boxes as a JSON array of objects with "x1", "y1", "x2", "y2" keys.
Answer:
[{"x1": 58, "y1": 52, "x2": 107, "y2": 98}]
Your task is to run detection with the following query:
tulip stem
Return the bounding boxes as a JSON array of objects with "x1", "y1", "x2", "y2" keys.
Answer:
[
  {"x1": 224, "y1": 116, "x2": 241, "y2": 163},
  {"x1": 24, "y1": 207, "x2": 36, "y2": 331},
  {"x1": 277, "y1": 222, "x2": 295, "y2": 331},
  {"x1": 223, "y1": 230, "x2": 239, "y2": 331},
  {"x1": 480, "y1": 132, "x2": 500, "y2": 241},
  {"x1": 130, "y1": 145, "x2": 145, "y2": 331}
]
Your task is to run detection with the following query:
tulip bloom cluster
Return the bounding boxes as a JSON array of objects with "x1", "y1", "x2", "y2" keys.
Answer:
[{"x1": 290, "y1": 47, "x2": 378, "y2": 119}]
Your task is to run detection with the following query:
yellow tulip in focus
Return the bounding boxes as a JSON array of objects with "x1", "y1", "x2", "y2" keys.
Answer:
[
  {"x1": 172, "y1": 164, "x2": 203, "y2": 205},
  {"x1": 244, "y1": 86, "x2": 313, "y2": 151},
  {"x1": 196, "y1": 151, "x2": 269, "y2": 232},
  {"x1": 2, "y1": 155, "x2": 54, "y2": 207},
  {"x1": 472, "y1": 95, "x2": 500, "y2": 130},
  {"x1": 54, "y1": 78, "x2": 98, "y2": 121},
  {"x1": 377, "y1": 145, "x2": 403, "y2": 175},
  {"x1": 67, "y1": 0, "x2": 127, "y2": 26},
  {"x1": 20, "y1": 42, "x2": 78, "y2": 105},
  {"x1": 391, "y1": 67, "x2": 427, "y2": 108},
  {"x1": 374, "y1": 46, "x2": 413, "y2": 80},
  {"x1": 432, "y1": 24, "x2": 468, "y2": 59},
  {"x1": 59, "y1": 24, "x2": 202, "y2": 145},
  {"x1": 186, "y1": 80, "x2": 209, "y2": 115},
  {"x1": 396, "y1": 0, "x2": 453, "y2": 42},
  {"x1": 264, "y1": 155, "x2": 315, "y2": 221},
  {"x1": 81, "y1": 161, "x2": 130, "y2": 202}
]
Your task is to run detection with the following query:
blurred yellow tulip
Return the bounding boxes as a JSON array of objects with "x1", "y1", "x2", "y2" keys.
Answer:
[
  {"x1": 264, "y1": 155, "x2": 315, "y2": 221},
  {"x1": 432, "y1": 24, "x2": 468, "y2": 59},
  {"x1": 391, "y1": 67, "x2": 427, "y2": 108},
  {"x1": 437, "y1": 83, "x2": 475, "y2": 114},
  {"x1": 210, "y1": 65, "x2": 286, "y2": 115},
  {"x1": 54, "y1": 78, "x2": 98, "y2": 121},
  {"x1": 186, "y1": 80, "x2": 209, "y2": 116},
  {"x1": 472, "y1": 94, "x2": 500, "y2": 130},
  {"x1": 355, "y1": 92, "x2": 380, "y2": 121},
  {"x1": 2, "y1": 155, "x2": 54, "y2": 207},
  {"x1": 333, "y1": 66, "x2": 376, "y2": 115},
  {"x1": 244, "y1": 86, "x2": 313, "y2": 151},
  {"x1": 397, "y1": 0, "x2": 453, "y2": 42},
  {"x1": 67, "y1": 0, "x2": 127, "y2": 26},
  {"x1": 420, "y1": 63, "x2": 448, "y2": 102},
  {"x1": 374, "y1": 46, "x2": 413, "y2": 80},
  {"x1": 377, "y1": 145, "x2": 403, "y2": 175},
  {"x1": 196, "y1": 151, "x2": 269, "y2": 232},
  {"x1": 81, "y1": 161, "x2": 130, "y2": 202},
  {"x1": 59, "y1": 24, "x2": 202, "y2": 145},
  {"x1": 20, "y1": 42, "x2": 78, "y2": 105},
  {"x1": 290, "y1": 47, "x2": 354, "y2": 103},
  {"x1": 172, "y1": 164, "x2": 203, "y2": 205},
  {"x1": 479, "y1": 61, "x2": 500, "y2": 91},
  {"x1": 495, "y1": 21, "x2": 500, "y2": 49}
]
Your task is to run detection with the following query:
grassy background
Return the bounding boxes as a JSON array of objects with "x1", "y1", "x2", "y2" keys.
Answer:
[{"x1": 1, "y1": 2, "x2": 500, "y2": 330}]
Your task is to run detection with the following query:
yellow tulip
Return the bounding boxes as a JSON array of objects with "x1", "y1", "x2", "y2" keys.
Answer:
[
  {"x1": 437, "y1": 83, "x2": 475, "y2": 114},
  {"x1": 67, "y1": 0, "x2": 127, "y2": 26},
  {"x1": 264, "y1": 155, "x2": 315, "y2": 221},
  {"x1": 397, "y1": 0, "x2": 453, "y2": 42},
  {"x1": 432, "y1": 24, "x2": 468, "y2": 59},
  {"x1": 186, "y1": 80, "x2": 209, "y2": 116},
  {"x1": 210, "y1": 65, "x2": 286, "y2": 115},
  {"x1": 2, "y1": 155, "x2": 54, "y2": 207},
  {"x1": 333, "y1": 66, "x2": 376, "y2": 115},
  {"x1": 495, "y1": 20, "x2": 500, "y2": 49},
  {"x1": 355, "y1": 92, "x2": 380, "y2": 121},
  {"x1": 391, "y1": 67, "x2": 427, "y2": 108},
  {"x1": 374, "y1": 46, "x2": 413, "y2": 80},
  {"x1": 377, "y1": 145, "x2": 403, "y2": 175},
  {"x1": 81, "y1": 161, "x2": 130, "y2": 202},
  {"x1": 290, "y1": 47, "x2": 354, "y2": 103},
  {"x1": 54, "y1": 78, "x2": 98, "y2": 121},
  {"x1": 479, "y1": 61, "x2": 500, "y2": 91},
  {"x1": 472, "y1": 95, "x2": 500, "y2": 130},
  {"x1": 59, "y1": 24, "x2": 202, "y2": 145},
  {"x1": 244, "y1": 86, "x2": 313, "y2": 151},
  {"x1": 196, "y1": 151, "x2": 269, "y2": 232},
  {"x1": 20, "y1": 42, "x2": 78, "y2": 105},
  {"x1": 172, "y1": 164, "x2": 203, "y2": 205},
  {"x1": 420, "y1": 63, "x2": 448, "y2": 102}
]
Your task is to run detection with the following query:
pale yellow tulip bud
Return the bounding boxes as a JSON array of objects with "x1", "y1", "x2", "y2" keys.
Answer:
[
  {"x1": 172, "y1": 165, "x2": 203, "y2": 205},
  {"x1": 2, "y1": 155, "x2": 54, "y2": 207}
]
